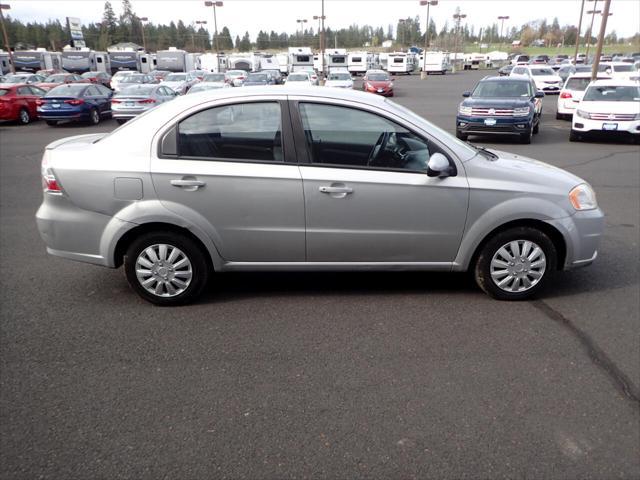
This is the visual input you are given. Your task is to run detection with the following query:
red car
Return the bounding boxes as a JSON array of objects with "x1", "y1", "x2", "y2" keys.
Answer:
[
  {"x1": 362, "y1": 69, "x2": 395, "y2": 97},
  {"x1": 0, "y1": 83, "x2": 47, "y2": 124},
  {"x1": 36, "y1": 73, "x2": 88, "y2": 91}
]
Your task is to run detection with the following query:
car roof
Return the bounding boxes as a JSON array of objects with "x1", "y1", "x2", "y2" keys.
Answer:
[
  {"x1": 365, "y1": 69, "x2": 387, "y2": 74},
  {"x1": 526, "y1": 65, "x2": 554, "y2": 69},
  {"x1": 481, "y1": 75, "x2": 530, "y2": 82},
  {"x1": 589, "y1": 79, "x2": 640, "y2": 87}
]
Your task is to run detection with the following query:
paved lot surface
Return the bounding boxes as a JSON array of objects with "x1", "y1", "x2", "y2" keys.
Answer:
[{"x1": 1, "y1": 70, "x2": 638, "y2": 479}]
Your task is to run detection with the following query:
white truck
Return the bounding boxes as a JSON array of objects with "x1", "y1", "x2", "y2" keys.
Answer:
[
  {"x1": 418, "y1": 51, "x2": 451, "y2": 75},
  {"x1": 387, "y1": 52, "x2": 415, "y2": 74}
]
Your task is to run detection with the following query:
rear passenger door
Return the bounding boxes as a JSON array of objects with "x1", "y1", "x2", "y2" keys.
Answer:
[{"x1": 151, "y1": 99, "x2": 305, "y2": 263}]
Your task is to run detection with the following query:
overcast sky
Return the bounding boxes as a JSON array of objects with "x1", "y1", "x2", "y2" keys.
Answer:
[{"x1": 9, "y1": 0, "x2": 640, "y2": 38}]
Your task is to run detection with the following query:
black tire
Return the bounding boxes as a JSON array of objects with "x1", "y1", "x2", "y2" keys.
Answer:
[
  {"x1": 456, "y1": 131, "x2": 468, "y2": 141},
  {"x1": 124, "y1": 232, "x2": 211, "y2": 306},
  {"x1": 474, "y1": 226, "x2": 557, "y2": 301},
  {"x1": 45, "y1": 120, "x2": 58, "y2": 126},
  {"x1": 88, "y1": 108, "x2": 100, "y2": 125},
  {"x1": 555, "y1": 112, "x2": 563, "y2": 120},
  {"x1": 569, "y1": 129, "x2": 581, "y2": 142},
  {"x1": 533, "y1": 121, "x2": 539, "y2": 134},
  {"x1": 116, "y1": 119, "x2": 127, "y2": 125},
  {"x1": 18, "y1": 108, "x2": 30, "y2": 125},
  {"x1": 519, "y1": 128, "x2": 532, "y2": 144}
]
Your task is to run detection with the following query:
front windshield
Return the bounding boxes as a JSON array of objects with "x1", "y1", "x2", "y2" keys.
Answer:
[
  {"x1": 367, "y1": 73, "x2": 389, "y2": 81},
  {"x1": 165, "y1": 74, "x2": 186, "y2": 81},
  {"x1": 247, "y1": 74, "x2": 267, "y2": 81},
  {"x1": 44, "y1": 74, "x2": 66, "y2": 82},
  {"x1": 583, "y1": 85, "x2": 640, "y2": 102},
  {"x1": 612, "y1": 65, "x2": 633, "y2": 72},
  {"x1": 531, "y1": 68, "x2": 555, "y2": 76},
  {"x1": 121, "y1": 75, "x2": 145, "y2": 83},
  {"x1": 329, "y1": 73, "x2": 351, "y2": 80},
  {"x1": 473, "y1": 80, "x2": 531, "y2": 97},
  {"x1": 204, "y1": 74, "x2": 225, "y2": 82},
  {"x1": 288, "y1": 74, "x2": 308, "y2": 81}
]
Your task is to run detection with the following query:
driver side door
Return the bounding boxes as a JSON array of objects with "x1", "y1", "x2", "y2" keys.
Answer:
[{"x1": 292, "y1": 101, "x2": 469, "y2": 264}]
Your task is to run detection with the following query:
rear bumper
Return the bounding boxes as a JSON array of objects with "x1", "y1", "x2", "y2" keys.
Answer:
[{"x1": 37, "y1": 109, "x2": 87, "y2": 120}]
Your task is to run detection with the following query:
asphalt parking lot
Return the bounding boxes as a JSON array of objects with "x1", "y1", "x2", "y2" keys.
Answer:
[{"x1": 1, "y1": 69, "x2": 638, "y2": 479}]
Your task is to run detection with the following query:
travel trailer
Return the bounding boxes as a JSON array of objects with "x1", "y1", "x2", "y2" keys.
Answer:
[
  {"x1": 276, "y1": 53, "x2": 289, "y2": 74},
  {"x1": 259, "y1": 54, "x2": 280, "y2": 71},
  {"x1": 12, "y1": 50, "x2": 62, "y2": 73},
  {"x1": 200, "y1": 53, "x2": 228, "y2": 73},
  {"x1": 325, "y1": 48, "x2": 348, "y2": 74},
  {"x1": 108, "y1": 51, "x2": 140, "y2": 73},
  {"x1": 156, "y1": 48, "x2": 200, "y2": 72},
  {"x1": 463, "y1": 53, "x2": 485, "y2": 70},
  {"x1": 378, "y1": 52, "x2": 389, "y2": 71},
  {"x1": 62, "y1": 49, "x2": 110, "y2": 74},
  {"x1": 419, "y1": 51, "x2": 451, "y2": 74},
  {"x1": 347, "y1": 52, "x2": 374, "y2": 75},
  {"x1": 387, "y1": 52, "x2": 416, "y2": 74},
  {"x1": 0, "y1": 52, "x2": 10, "y2": 74},
  {"x1": 288, "y1": 47, "x2": 313, "y2": 73}
]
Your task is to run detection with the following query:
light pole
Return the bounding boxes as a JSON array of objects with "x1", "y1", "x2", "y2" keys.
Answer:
[
  {"x1": 0, "y1": 3, "x2": 14, "y2": 73},
  {"x1": 420, "y1": 1, "x2": 438, "y2": 77},
  {"x1": 498, "y1": 15, "x2": 509, "y2": 48},
  {"x1": 398, "y1": 18, "x2": 406, "y2": 47},
  {"x1": 296, "y1": 18, "x2": 307, "y2": 46},
  {"x1": 452, "y1": 12, "x2": 466, "y2": 73},
  {"x1": 204, "y1": 1, "x2": 223, "y2": 53},
  {"x1": 139, "y1": 16, "x2": 148, "y2": 52},
  {"x1": 313, "y1": 13, "x2": 326, "y2": 75},
  {"x1": 591, "y1": 0, "x2": 611, "y2": 80},
  {"x1": 584, "y1": 0, "x2": 599, "y2": 60},
  {"x1": 573, "y1": 0, "x2": 586, "y2": 65},
  {"x1": 192, "y1": 20, "x2": 207, "y2": 51}
]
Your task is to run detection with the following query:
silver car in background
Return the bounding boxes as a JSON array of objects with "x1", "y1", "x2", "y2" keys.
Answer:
[
  {"x1": 111, "y1": 84, "x2": 176, "y2": 124},
  {"x1": 35, "y1": 87, "x2": 604, "y2": 305},
  {"x1": 161, "y1": 72, "x2": 199, "y2": 94},
  {"x1": 113, "y1": 73, "x2": 156, "y2": 93}
]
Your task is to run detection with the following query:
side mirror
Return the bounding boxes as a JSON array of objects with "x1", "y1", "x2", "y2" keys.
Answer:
[
  {"x1": 427, "y1": 153, "x2": 453, "y2": 178},
  {"x1": 605, "y1": 68, "x2": 612, "y2": 74},
  {"x1": 462, "y1": 91, "x2": 471, "y2": 97},
  {"x1": 535, "y1": 91, "x2": 545, "y2": 98}
]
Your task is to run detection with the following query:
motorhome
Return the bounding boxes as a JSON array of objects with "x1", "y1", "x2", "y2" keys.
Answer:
[
  {"x1": 0, "y1": 52, "x2": 10, "y2": 74},
  {"x1": 156, "y1": 48, "x2": 200, "y2": 72},
  {"x1": 325, "y1": 48, "x2": 348, "y2": 74},
  {"x1": 347, "y1": 52, "x2": 373, "y2": 75},
  {"x1": 419, "y1": 51, "x2": 451, "y2": 75},
  {"x1": 463, "y1": 53, "x2": 485, "y2": 70},
  {"x1": 288, "y1": 47, "x2": 314, "y2": 73},
  {"x1": 62, "y1": 49, "x2": 110, "y2": 74},
  {"x1": 387, "y1": 52, "x2": 416, "y2": 74},
  {"x1": 12, "y1": 49, "x2": 62, "y2": 73},
  {"x1": 200, "y1": 53, "x2": 228, "y2": 73},
  {"x1": 276, "y1": 53, "x2": 289, "y2": 74},
  {"x1": 313, "y1": 54, "x2": 323, "y2": 72}
]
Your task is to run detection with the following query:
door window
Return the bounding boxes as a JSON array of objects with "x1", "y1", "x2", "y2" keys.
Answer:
[
  {"x1": 299, "y1": 103, "x2": 440, "y2": 171},
  {"x1": 16, "y1": 86, "x2": 30, "y2": 95},
  {"x1": 177, "y1": 102, "x2": 283, "y2": 162}
]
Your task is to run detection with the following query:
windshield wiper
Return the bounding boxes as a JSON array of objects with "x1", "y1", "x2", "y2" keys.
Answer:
[{"x1": 467, "y1": 142, "x2": 498, "y2": 159}]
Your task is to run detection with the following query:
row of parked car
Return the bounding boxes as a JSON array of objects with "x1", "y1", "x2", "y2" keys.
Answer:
[{"x1": 457, "y1": 69, "x2": 639, "y2": 144}]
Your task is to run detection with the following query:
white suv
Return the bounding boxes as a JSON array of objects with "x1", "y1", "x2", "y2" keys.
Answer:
[
  {"x1": 556, "y1": 73, "x2": 611, "y2": 120},
  {"x1": 511, "y1": 65, "x2": 563, "y2": 94}
]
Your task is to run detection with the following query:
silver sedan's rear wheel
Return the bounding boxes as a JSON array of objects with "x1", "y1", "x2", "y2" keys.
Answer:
[
  {"x1": 474, "y1": 226, "x2": 557, "y2": 300},
  {"x1": 124, "y1": 232, "x2": 211, "y2": 305}
]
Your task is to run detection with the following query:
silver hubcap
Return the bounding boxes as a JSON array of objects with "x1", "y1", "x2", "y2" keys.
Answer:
[
  {"x1": 92, "y1": 110, "x2": 98, "y2": 122},
  {"x1": 135, "y1": 244, "x2": 193, "y2": 297},
  {"x1": 20, "y1": 110, "x2": 28, "y2": 123},
  {"x1": 490, "y1": 240, "x2": 546, "y2": 293}
]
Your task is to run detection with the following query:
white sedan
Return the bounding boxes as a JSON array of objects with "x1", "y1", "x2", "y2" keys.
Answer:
[
  {"x1": 556, "y1": 73, "x2": 611, "y2": 120},
  {"x1": 571, "y1": 79, "x2": 640, "y2": 142},
  {"x1": 324, "y1": 72, "x2": 354, "y2": 89},
  {"x1": 284, "y1": 72, "x2": 314, "y2": 87},
  {"x1": 511, "y1": 65, "x2": 563, "y2": 94}
]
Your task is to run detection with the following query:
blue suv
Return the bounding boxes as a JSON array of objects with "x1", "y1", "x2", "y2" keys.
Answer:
[{"x1": 456, "y1": 76, "x2": 544, "y2": 144}]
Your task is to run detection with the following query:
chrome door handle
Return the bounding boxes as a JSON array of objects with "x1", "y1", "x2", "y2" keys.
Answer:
[
  {"x1": 170, "y1": 178, "x2": 205, "y2": 191},
  {"x1": 319, "y1": 186, "x2": 353, "y2": 194}
]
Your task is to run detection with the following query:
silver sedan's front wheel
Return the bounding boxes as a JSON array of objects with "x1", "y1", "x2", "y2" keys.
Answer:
[
  {"x1": 474, "y1": 227, "x2": 557, "y2": 300},
  {"x1": 124, "y1": 232, "x2": 211, "y2": 306}
]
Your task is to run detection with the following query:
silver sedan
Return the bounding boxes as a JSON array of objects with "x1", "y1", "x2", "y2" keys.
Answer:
[
  {"x1": 35, "y1": 86, "x2": 604, "y2": 305},
  {"x1": 111, "y1": 84, "x2": 176, "y2": 124}
]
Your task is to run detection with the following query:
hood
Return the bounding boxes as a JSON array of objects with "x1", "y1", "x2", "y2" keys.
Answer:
[
  {"x1": 326, "y1": 80, "x2": 353, "y2": 87},
  {"x1": 467, "y1": 148, "x2": 584, "y2": 201},
  {"x1": 366, "y1": 80, "x2": 392, "y2": 88},
  {"x1": 244, "y1": 81, "x2": 269, "y2": 86},
  {"x1": 462, "y1": 97, "x2": 531, "y2": 108}
]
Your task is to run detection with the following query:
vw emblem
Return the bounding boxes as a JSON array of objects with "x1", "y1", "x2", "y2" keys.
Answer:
[
  {"x1": 608, "y1": 114, "x2": 615, "y2": 119},
  {"x1": 488, "y1": 108, "x2": 496, "y2": 115}
]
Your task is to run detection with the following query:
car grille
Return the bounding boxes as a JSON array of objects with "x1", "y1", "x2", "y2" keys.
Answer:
[
  {"x1": 588, "y1": 112, "x2": 637, "y2": 120},
  {"x1": 467, "y1": 125, "x2": 515, "y2": 132},
  {"x1": 470, "y1": 108, "x2": 515, "y2": 116}
]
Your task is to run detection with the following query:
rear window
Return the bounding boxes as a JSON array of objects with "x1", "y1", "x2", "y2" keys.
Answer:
[
  {"x1": 204, "y1": 74, "x2": 225, "y2": 82},
  {"x1": 565, "y1": 77, "x2": 607, "y2": 91},
  {"x1": 612, "y1": 65, "x2": 633, "y2": 72},
  {"x1": 44, "y1": 74, "x2": 67, "y2": 82},
  {"x1": 247, "y1": 74, "x2": 267, "y2": 81},
  {"x1": 351, "y1": 57, "x2": 362, "y2": 62},
  {"x1": 287, "y1": 74, "x2": 308, "y2": 81},
  {"x1": 0, "y1": 89, "x2": 10, "y2": 96},
  {"x1": 531, "y1": 68, "x2": 555, "y2": 76},
  {"x1": 119, "y1": 85, "x2": 156, "y2": 95},
  {"x1": 46, "y1": 84, "x2": 86, "y2": 96},
  {"x1": 165, "y1": 74, "x2": 186, "y2": 81}
]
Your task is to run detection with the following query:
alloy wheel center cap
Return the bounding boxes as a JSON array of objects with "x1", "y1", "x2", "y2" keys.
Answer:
[
  {"x1": 158, "y1": 266, "x2": 169, "y2": 277},
  {"x1": 514, "y1": 263, "x2": 525, "y2": 273}
]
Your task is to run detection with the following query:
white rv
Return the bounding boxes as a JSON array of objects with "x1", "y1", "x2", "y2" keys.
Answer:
[
  {"x1": 156, "y1": 48, "x2": 200, "y2": 72},
  {"x1": 347, "y1": 52, "x2": 373, "y2": 75},
  {"x1": 62, "y1": 49, "x2": 110, "y2": 74},
  {"x1": 419, "y1": 51, "x2": 451, "y2": 75},
  {"x1": 325, "y1": 48, "x2": 348, "y2": 74},
  {"x1": 200, "y1": 53, "x2": 228, "y2": 73},
  {"x1": 276, "y1": 53, "x2": 289, "y2": 74},
  {"x1": 378, "y1": 52, "x2": 389, "y2": 71},
  {"x1": 13, "y1": 49, "x2": 63, "y2": 73},
  {"x1": 0, "y1": 52, "x2": 11, "y2": 74},
  {"x1": 288, "y1": 47, "x2": 314, "y2": 73},
  {"x1": 259, "y1": 55, "x2": 280, "y2": 72},
  {"x1": 463, "y1": 53, "x2": 485, "y2": 70},
  {"x1": 387, "y1": 52, "x2": 415, "y2": 74},
  {"x1": 313, "y1": 54, "x2": 323, "y2": 72},
  {"x1": 108, "y1": 50, "x2": 143, "y2": 74}
]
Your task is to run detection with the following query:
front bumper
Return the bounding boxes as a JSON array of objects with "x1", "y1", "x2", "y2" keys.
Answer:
[
  {"x1": 457, "y1": 115, "x2": 533, "y2": 136},
  {"x1": 364, "y1": 86, "x2": 393, "y2": 96},
  {"x1": 572, "y1": 116, "x2": 640, "y2": 135},
  {"x1": 548, "y1": 208, "x2": 605, "y2": 270}
]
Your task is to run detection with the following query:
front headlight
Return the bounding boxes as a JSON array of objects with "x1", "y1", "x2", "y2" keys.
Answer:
[
  {"x1": 513, "y1": 106, "x2": 530, "y2": 116},
  {"x1": 575, "y1": 109, "x2": 590, "y2": 119},
  {"x1": 569, "y1": 183, "x2": 598, "y2": 210},
  {"x1": 365, "y1": 82, "x2": 373, "y2": 89},
  {"x1": 389, "y1": 82, "x2": 394, "y2": 88},
  {"x1": 458, "y1": 104, "x2": 472, "y2": 115}
]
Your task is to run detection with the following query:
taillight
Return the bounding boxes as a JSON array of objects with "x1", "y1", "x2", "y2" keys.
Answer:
[
  {"x1": 41, "y1": 155, "x2": 63, "y2": 194},
  {"x1": 560, "y1": 92, "x2": 572, "y2": 99},
  {"x1": 64, "y1": 99, "x2": 84, "y2": 106},
  {"x1": 111, "y1": 99, "x2": 121, "y2": 103},
  {"x1": 137, "y1": 98, "x2": 156, "y2": 103}
]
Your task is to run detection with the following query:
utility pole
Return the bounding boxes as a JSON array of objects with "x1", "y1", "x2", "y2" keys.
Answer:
[
  {"x1": 0, "y1": 3, "x2": 14, "y2": 73},
  {"x1": 498, "y1": 16, "x2": 509, "y2": 48},
  {"x1": 584, "y1": 0, "x2": 599, "y2": 60},
  {"x1": 204, "y1": 1, "x2": 223, "y2": 52},
  {"x1": 420, "y1": 0, "x2": 438, "y2": 79},
  {"x1": 573, "y1": 0, "x2": 586, "y2": 65},
  {"x1": 591, "y1": 0, "x2": 611, "y2": 81},
  {"x1": 296, "y1": 18, "x2": 307, "y2": 46},
  {"x1": 314, "y1": 9, "x2": 326, "y2": 77}
]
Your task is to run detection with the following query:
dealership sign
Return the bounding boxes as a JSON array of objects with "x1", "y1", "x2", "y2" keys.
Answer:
[{"x1": 66, "y1": 17, "x2": 86, "y2": 48}]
